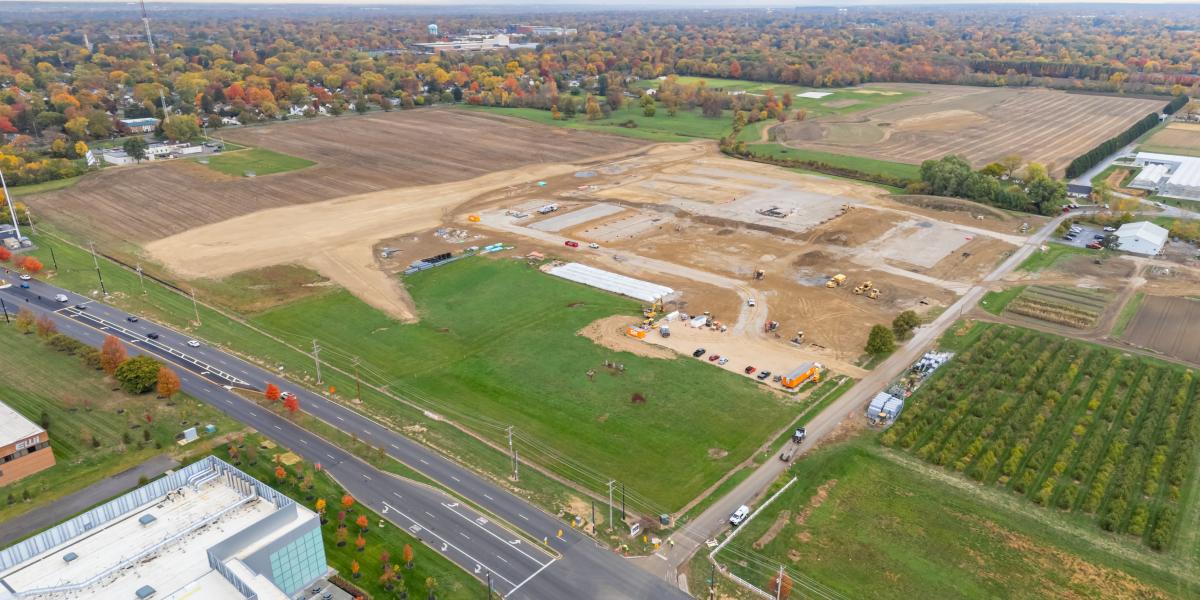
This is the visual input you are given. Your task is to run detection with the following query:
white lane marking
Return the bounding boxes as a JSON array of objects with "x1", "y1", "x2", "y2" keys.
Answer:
[
  {"x1": 225, "y1": 399, "x2": 233, "y2": 404},
  {"x1": 363, "y1": 474, "x2": 372, "y2": 481},
  {"x1": 459, "y1": 532, "x2": 470, "y2": 540},
  {"x1": 327, "y1": 454, "x2": 336, "y2": 460},
  {"x1": 393, "y1": 492, "x2": 403, "y2": 499},
  {"x1": 495, "y1": 555, "x2": 509, "y2": 564},
  {"x1": 425, "y1": 511, "x2": 436, "y2": 519},
  {"x1": 483, "y1": 494, "x2": 494, "y2": 501},
  {"x1": 249, "y1": 411, "x2": 257, "y2": 417},
  {"x1": 441, "y1": 502, "x2": 551, "y2": 566},
  {"x1": 273, "y1": 425, "x2": 281, "y2": 430},
  {"x1": 336, "y1": 416, "x2": 345, "y2": 422},
  {"x1": 419, "y1": 459, "x2": 429, "y2": 465},
  {"x1": 518, "y1": 514, "x2": 529, "y2": 521},
  {"x1": 300, "y1": 439, "x2": 308, "y2": 445},
  {"x1": 507, "y1": 558, "x2": 557, "y2": 596},
  {"x1": 382, "y1": 502, "x2": 518, "y2": 589},
  {"x1": 450, "y1": 476, "x2": 460, "y2": 482},
  {"x1": 390, "y1": 443, "x2": 399, "y2": 450}
]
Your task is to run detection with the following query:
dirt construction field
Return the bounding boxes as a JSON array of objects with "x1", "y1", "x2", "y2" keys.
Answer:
[
  {"x1": 774, "y1": 84, "x2": 1165, "y2": 176},
  {"x1": 26, "y1": 109, "x2": 644, "y2": 243},
  {"x1": 1123, "y1": 295, "x2": 1200, "y2": 363}
]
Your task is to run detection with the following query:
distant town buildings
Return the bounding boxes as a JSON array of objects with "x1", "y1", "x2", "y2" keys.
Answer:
[
  {"x1": 0, "y1": 402, "x2": 55, "y2": 487},
  {"x1": 119, "y1": 117, "x2": 160, "y2": 133},
  {"x1": 508, "y1": 24, "x2": 578, "y2": 37},
  {"x1": 412, "y1": 33, "x2": 538, "y2": 54},
  {"x1": 0, "y1": 456, "x2": 329, "y2": 599}
]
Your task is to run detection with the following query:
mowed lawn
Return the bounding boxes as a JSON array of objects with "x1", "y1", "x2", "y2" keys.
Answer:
[
  {"x1": 629, "y1": 76, "x2": 920, "y2": 118},
  {"x1": 0, "y1": 323, "x2": 239, "y2": 523},
  {"x1": 719, "y1": 439, "x2": 1182, "y2": 599},
  {"x1": 745, "y1": 142, "x2": 922, "y2": 181},
  {"x1": 196, "y1": 147, "x2": 315, "y2": 177},
  {"x1": 466, "y1": 104, "x2": 733, "y2": 143},
  {"x1": 252, "y1": 258, "x2": 793, "y2": 510}
]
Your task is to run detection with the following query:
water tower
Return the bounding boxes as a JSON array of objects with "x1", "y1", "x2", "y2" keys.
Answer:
[{"x1": 428, "y1": 23, "x2": 438, "y2": 37}]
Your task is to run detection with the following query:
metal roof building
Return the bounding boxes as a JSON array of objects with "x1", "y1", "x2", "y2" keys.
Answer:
[
  {"x1": 547, "y1": 262, "x2": 674, "y2": 302},
  {"x1": 0, "y1": 456, "x2": 328, "y2": 600},
  {"x1": 1115, "y1": 221, "x2": 1169, "y2": 256},
  {"x1": 0, "y1": 402, "x2": 55, "y2": 486},
  {"x1": 1134, "y1": 152, "x2": 1200, "y2": 200}
]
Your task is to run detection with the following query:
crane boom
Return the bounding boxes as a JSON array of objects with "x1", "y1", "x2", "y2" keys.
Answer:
[{"x1": 137, "y1": 0, "x2": 170, "y2": 120}]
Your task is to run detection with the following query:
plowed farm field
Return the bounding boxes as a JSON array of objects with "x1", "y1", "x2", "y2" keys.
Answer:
[
  {"x1": 774, "y1": 84, "x2": 1165, "y2": 177},
  {"x1": 24, "y1": 109, "x2": 645, "y2": 243},
  {"x1": 1124, "y1": 296, "x2": 1200, "y2": 364}
]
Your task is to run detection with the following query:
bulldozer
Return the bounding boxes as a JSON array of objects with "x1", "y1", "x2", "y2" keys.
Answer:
[
  {"x1": 754, "y1": 268, "x2": 766, "y2": 281},
  {"x1": 866, "y1": 288, "x2": 881, "y2": 300},
  {"x1": 852, "y1": 281, "x2": 873, "y2": 295},
  {"x1": 826, "y1": 274, "x2": 847, "y2": 288},
  {"x1": 642, "y1": 298, "x2": 664, "y2": 321},
  {"x1": 791, "y1": 330, "x2": 805, "y2": 344}
]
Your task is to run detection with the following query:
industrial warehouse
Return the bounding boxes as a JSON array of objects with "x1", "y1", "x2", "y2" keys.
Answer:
[
  {"x1": 1132, "y1": 152, "x2": 1200, "y2": 200},
  {"x1": 0, "y1": 457, "x2": 329, "y2": 600}
]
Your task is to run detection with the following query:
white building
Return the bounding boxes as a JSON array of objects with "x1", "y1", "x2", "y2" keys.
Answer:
[
  {"x1": 102, "y1": 142, "x2": 202, "y2": 165},
  {"x1": 0, "y1": 456, "x2": 329, "y2": 600},
  {"x1": 1115, "y1": 221, "x2": 1169, "y2": 256},
  {"x1": 1133, "y1": 152, "x2": 1200, "y2": 200},
  {"x1": 412, "y1": 33, "x2": 537, "y2": 54}
]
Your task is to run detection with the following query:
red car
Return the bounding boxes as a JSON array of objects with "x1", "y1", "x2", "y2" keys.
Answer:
[
  {"x1": 564, "y1": 240, "x2": 579, "y2": 248},
  {"x1": 1087, "y1": 241, "x2": 1102, "y2": 249},
  {"x1": 744, "y1": 366, "x2": 756, "y2": 375},
  {"x1": 708, "y1": 354, "x2": 721, "y2": 362}
]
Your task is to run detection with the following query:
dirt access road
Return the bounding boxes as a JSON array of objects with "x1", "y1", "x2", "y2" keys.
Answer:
[
  {"x1": 145, "y1": 144, "x2": 649, "y2": 321},
  {"x1": 643, "y1": 208, "x2": 1076, "y2": 589}
]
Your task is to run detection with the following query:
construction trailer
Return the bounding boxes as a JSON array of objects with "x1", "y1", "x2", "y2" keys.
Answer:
[
  {"x1": 625, "y1": 325, "x2": 647, "y2": 339},
  {"x1": 867, "y1": 391, "x2": 905, "y2": 424},
  {"x1": 781, "y1": 362, "x2": 822, "y2": 389}
]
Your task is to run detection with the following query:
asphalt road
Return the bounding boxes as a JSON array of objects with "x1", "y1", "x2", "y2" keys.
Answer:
[
  {"x1": 0, "y1": 280, "x2": 688, "y2": 600},
  {"x1": 648, "y1": 210, "x2": 1078, "y2": 582}
]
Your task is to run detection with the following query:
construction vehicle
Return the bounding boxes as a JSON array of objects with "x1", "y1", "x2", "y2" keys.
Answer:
[
  {"x1": 754, "y1": 268, "x2": 765, "y2": 280},
  {"x1": 781, "y1": 362, "x2": 823, "y2": 389},
  {"x1": 791, "y1": 331, "x2": 805, "y2": 344},
  {"x1": 642, "y1": 299, "x2": 664, "y2": 321},
  {"x1": 826, "y1": 274, "x2": 846, "y2": 288},
  {"x1": 792, "y1": 427, "x2": 807, "y2": 444},
  {"x1": 467, "y1": 214, "x2": 481, "y2": 222},
  {"x1": 763, "y1": 320, "x2": 779, "y2": 333},
  {"x1": 852, "y1": 281, "x2": 873, "y2": 295},
  {"x1": 659, "y1": 325, "x2": 671, "y2": 338},
  {"x1": 866, "y1": 288, "x2": 881, "y2": 300}
]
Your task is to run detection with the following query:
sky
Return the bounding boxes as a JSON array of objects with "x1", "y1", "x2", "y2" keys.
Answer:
[{"x1": 6, "y1": 0, "x2": 1200, "y2": 4}]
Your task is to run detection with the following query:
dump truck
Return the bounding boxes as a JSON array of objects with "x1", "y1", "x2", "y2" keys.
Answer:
[
  {"x1": 781, "y1": 362, "x2": 822, "y2": 389},
  {"x1": 826, "y1": 274, "x2": 846, "y2": 288}
]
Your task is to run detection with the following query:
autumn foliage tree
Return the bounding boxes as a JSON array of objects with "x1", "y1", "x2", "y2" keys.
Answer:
[
  {"x1": 0, "y1": 247, "x2": 10, "y2": 262},
  {"x1": 402, "y1": 543, "x2": 414, "y2": 569},
  {"x1": 283, "y1": 394, "x2": 300, "y2": 416},
  {"x1": 14, "y1": 309, "x2": 35, "y2": 334},
  {"x1": 355, "y1": 514, "x2": 369, "y2": 532},
  {"x1": 100, "y1": 335, "x2": 127, "y2": 375},
  {"x1": 20, "y1": 257, "x2": 42, "y2": 274},
  {"x1": 264, "y1": 383, "x2": 280, "y2": 402},
  {"x1": 342, "y1": 494, "x2": 355, "y2": 510},
  {"x1": 275, "y1": 466, "x2": 287, "y2": 482},
  {"x1": 35, "y1": 315, "x2": 56, "y2": 338},
  {"x1": 156, "y1": 366, "x2": 181, "y2": 399},
  {"x1": 355, "y1": 533, "x2": 366, "y2": 552},
  {"x1": 351, "y1": 560, "x2": 360, "y2": 579},
  {"x1": 315, "y1": 498, "x2": 327, "y2": 522}
]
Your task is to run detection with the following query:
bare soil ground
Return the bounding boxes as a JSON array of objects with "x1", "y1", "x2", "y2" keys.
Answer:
[
  {"x1": 774, "y1": 84, "x2": 1164, "y2": 177},
  {"x1": 578, "y1": 315, "x2": 675, "y2": 359},
  {"x1": 1143, "y1": 122, "x2": 1200, "y2": 152},
  {"x1": 1123, "y1": 296, "x2": 1200, "y2": 363},
  {"x1": 27, "y1": 109, "x2": 644, "y2": 243}
]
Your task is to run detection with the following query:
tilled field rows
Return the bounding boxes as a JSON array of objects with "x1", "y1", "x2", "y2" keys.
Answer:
[
  {"x1": 27, "y1": 109, "x2": 644, "y2": 243},
  {"x1": 1124, "y1": 296, "x2": 1200, "y2": 364}
]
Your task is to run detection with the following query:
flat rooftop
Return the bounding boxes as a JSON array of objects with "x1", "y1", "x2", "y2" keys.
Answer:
[
  {"x1": 0, "y1": 403, "x2": 44, "y2": 447},
  {"x1": 1, "y1": 480, "x2": 273, "y2": 600}
]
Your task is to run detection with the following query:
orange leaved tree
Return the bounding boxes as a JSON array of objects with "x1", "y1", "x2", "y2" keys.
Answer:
[
  {"x1": 100, "y1": 335, "x2": 127, "y2": 375},
  {"x1": 264, "y1": 383, "x2": 280, "y2": 402},
  {"x1": 21, "y1": 257, "x2": 42, "y2": 274},
  {"x1": 283, "y1": 395, "x2": 300, "y2": 416},
  {"x1": 341, "y1": 494, "x2": 355, "y2": 510},
  {"x1": 156, "y1": 366, "x2": 181, "y2": 399}
]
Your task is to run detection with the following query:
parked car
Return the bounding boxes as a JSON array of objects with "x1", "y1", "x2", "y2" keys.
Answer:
[
  {"x1": 717, "y1": 357, "x2": 729, "y2": 365},
  {"x1": 692, "y1": 348, "x2": 706, "y2": 358},
  {"x1": 1087, "y1": 242, "x2": 1103, "y2": 249},
  {"x1": 588, "y1": 242, "x2": 600, "y2": 249},
  {"x1": 757, "y1": 370, "x2": 771, "y2": 380},
  {"x1": 146, "y1": 332, "x2": 160, "y2": 340},
  {"x1": 1094, "y1": 234, "x2": 1105, "y2": 240},
  {"x1": 1103, "y1": 226, "x2": 1117, "y2": 232},
  {"x1": 54, "y1": 294, "x2": 68, "y2": 302},
  {"x1": 564, "y1": 240, "x2": 579, "y2": 248},
  {"x1": 708, "y1": 354, "x2": 721, "y2": 362},
  {"x1": 18, "y1": 274, "x2": 30, "y2": 281},
  {"x1": 729, "y1": 505, "x2": 750, "y2": 526},
  {"x1": 744, "y1": 366, "x2": 756, "y2": 375}
]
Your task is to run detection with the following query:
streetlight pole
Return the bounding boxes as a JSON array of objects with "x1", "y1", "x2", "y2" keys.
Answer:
[{"x1": 0, "y1": 168, "x2": 22, "y2": 241}]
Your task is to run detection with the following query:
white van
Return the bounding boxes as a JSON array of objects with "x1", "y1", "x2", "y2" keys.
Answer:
[{"x1": 729, "y1": 505, "x2": 750, "y2": 526}]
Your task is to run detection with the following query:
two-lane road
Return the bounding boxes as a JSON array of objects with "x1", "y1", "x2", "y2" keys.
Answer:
[{"x1": 1, "y1": 280, "x2": 688, "y2": 599}]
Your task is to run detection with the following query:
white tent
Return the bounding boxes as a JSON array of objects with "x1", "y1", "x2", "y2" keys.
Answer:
[{"x1": 547, "y1": 263, "x2": 674, "y2": 302}]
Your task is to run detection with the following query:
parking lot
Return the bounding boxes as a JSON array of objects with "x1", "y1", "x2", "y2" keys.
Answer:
[{"x1": 1058, "y1": 222, "x2": 1112, "y2": 249}]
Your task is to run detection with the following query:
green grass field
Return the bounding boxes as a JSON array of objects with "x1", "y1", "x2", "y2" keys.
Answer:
[
  {"x1": 629, "y1": 77, "x2": 919, "y2": 119},
  {"x1": 717, "y1": 437, "x2": 1186, "y2": 599},
  {"x1": 1112, "y1": 292, "x2": 1147, "y2": 339},
  {"x1": 215, "y1": 435, "x2": 480, "y2": 599},
  {"x1": 6, "y1": 176, "x2": 82, "y2": 198},
  {"x1": 1017, "y1": 242, "x2": 1094, "y2": 272},
  {"x1": 251, "y1": 258, "x2": 798, "y2": 511},
  {"x1": 979, "y1": 286, "x2": 1026, "y2": 315},
  {"x1": 196, "y1": 147, "x2": 315, "y2": 177},
  {"x1": 0, "y1": 322, "x2": 239, "y2": 523},
  {"x1": 465, "y1": 104, "x2": 733, "y2": 142},
  {"x1": 745, "y1": 142, "x2": 921, "y2": 181}
]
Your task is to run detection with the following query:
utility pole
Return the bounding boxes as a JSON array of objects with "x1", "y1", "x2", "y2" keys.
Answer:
[
  {"x1": 775, "y1": 565, "x2": 784, "y2": 600},
  {"x1": 0, "y1": 168, "x2": 22, "y2": 241},
  {"x1": 136, "y1": 261, "x2": 146, "y2": 295},
  {"x1": 89, "y1": 241, "x2": 107, "y2": 296},
  {"x1": 709, "y1": 562, "x2": 716, "y2": 599},
  {"x1": 607, "y1": 480, "x2": 616, "y2": 531},
  {"x1": 352, "y1": 356, "x2": 362, "y2": 401},
  {"x1": 621, "y1": 483, "x2": 626, "y2": 520},
  {"x1": 0, "y1": 297, "x2": 9, "y2": 324},
  {"x1": 47, "y1": 246, "x2": 57, "y2": 270},
  {"x1": 486, "y1": 571, "x2": 492, "y2": 599},
  {"x1": 507, "y1": 426, "x2": 519, "y2": 481},
  {"x1": 138, "y1": 0, "x2": 171, "y2": 121},
  {"x1": 591, "y1": 500, "x2": 595, "y2": 532},
  {"x1": 23, "y1": 205, "x2": 35, "y2": 236},
  {"x1": 513, "y1": 449, "x2": 519, "y2": 481},
  {"x1": 189, "y1": 287, "x2": 200, "y2": 325},
  {"x1": 311, "y1": 339, "x2": 323, "y2": 384}
]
